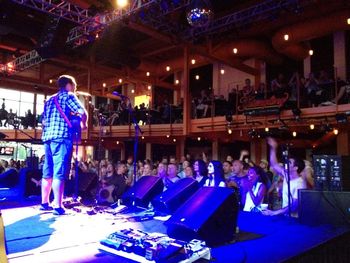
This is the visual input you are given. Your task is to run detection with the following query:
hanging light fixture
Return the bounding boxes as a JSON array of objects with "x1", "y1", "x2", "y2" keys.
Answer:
[{"x1": 187, "y1": 0, "x2": 213, "y2": 28}]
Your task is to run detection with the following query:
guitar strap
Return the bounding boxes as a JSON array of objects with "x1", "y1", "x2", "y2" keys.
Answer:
[{"x1": 53, "y1": 95, "x2": 72, "y2": 128}]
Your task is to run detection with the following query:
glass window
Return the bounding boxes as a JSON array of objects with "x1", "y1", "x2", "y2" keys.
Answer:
[
  {"x1": 19, "y1": 102, "x2": 34, "y2": 117},
  {"x1": 20, "y1": 91, "x2": 35, "y2": 103}
]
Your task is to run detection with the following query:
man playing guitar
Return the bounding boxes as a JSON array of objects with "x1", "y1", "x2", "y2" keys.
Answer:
[{"x1": 41, "y1": 75, "x2": 87, "y2": 215}]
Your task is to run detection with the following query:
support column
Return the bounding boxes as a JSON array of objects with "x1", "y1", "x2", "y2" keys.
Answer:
[
  {"x1": 304, "y1": 56, "x2": 311, "y2": 77},
  {"x1": 250, "y1": 140, "x2": 262, "y2": 163},
  {"x1": 146, "y1": 143, "x2": 152, "y2": 160},
  {"x1": 337, "y1": 131, "x2": 349, "y2": 156},
  {"x1": 121, "y1": 145, "x2": 126, "y2": 161},
  {"x1": 212, "y1": 139, "x2": 219, "y2": 160},
  {"x1": 176, "y1": 138, "x2": 185, "y2": 160},
  {"x1": 183, "y1": 46, "x2": 190, "y2": 135},
  {"x1": 334, "y1": 31, "x2": 346, "y2": 80}
]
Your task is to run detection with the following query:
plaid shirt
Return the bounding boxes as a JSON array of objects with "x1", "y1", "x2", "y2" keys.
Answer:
[{"x1": 42, "y1": 91, "x2": 84, "y2": 142}]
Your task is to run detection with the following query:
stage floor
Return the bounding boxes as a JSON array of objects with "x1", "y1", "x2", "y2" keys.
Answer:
[{"x1": 1, "y1": 201, "x2": 349, "y2": 263}]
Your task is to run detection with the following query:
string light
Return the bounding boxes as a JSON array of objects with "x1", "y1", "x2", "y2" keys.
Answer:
[
  {"x1": 292, "y1": 131, "x2": 297, "y2": 137},
  {"x1": 310, "y1": 124, "x2": 315, "y2": 130},
  {"x1": 102, "y1": 83, "x2": 106, "y2": 88},
  {"x1": 195, "y1": 75, "x2": 200, "y2": 80},
  {"x1": 118, "y1": 78, "x2": 123, "y2": 83},
  {"x1": 147, "y1": 85, "x2": 152, "y2": 90},
  {"x1": 131, "y1": 89, "x2": 135, "y2": 94},
  {"x1": 116, "y1": 141, "x2": 119, "y2": 145},
  {"x1": 334, "y1": 129, "x2": 339, "y2": 135},
  {"x1": 49, "y1": 79, "x2": 53, "y2": 84},
  {"x1": 191, "y1": 59, "x2": 196, "y2": 65},
  {"x1": 197, "y1": 137, "x2": 201, "y2": 141},
  {"x1": 265, "y1": 127, "x2": 269, "y2": 132},
  {"x1": 228, "y1": 128, "x2": 232, "y2": 134},
  {"x1": 173, "y1": 138, "x2": 177, "y2": 142},
  {"x1": 347, "y1": 18, "x2": 350, "y2": 25},
  {"x1": 166, "y1": 66, "x2": 171, "y2": 72},
  {"x1": 146, "y1": 72, "x2": 150, "y2": 77},
  {"x1": 233, "y1": 48, "x2": 238, "y2": 54},
  {"x1": 284, "y1": 34, "x2": 289, "y2": 41},
  {"x1": 309, "y1": 49, "x2": 314, "y2": 56},
  {"x1": 220, "y1": 69, "x2": 225, "y2": 75},
  {"x1": 142, "y1": 136, "x2": 145, "y2": 140},
  {"x1": 175, "y1": 79, "x2": 180, "y2": 85}
]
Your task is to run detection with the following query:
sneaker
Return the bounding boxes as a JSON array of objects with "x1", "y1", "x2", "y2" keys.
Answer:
[
  {"x1": 39, "y1": 203, "x2": 53, "y2": 211},
  {"x1": 53, "y1": 207, "x2": 66, "y2": 215}
]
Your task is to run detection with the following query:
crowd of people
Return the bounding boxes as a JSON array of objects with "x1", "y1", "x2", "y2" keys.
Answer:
[{"x1": 70, "y1": 137, "x2": 313, "y2": 217}]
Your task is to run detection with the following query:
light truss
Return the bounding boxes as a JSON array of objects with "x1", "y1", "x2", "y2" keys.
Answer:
[
  {"x1": 11, "y1": 0, "x2": 93, "y2": 24},
  {"x1": 66, "y1": 0, "x2": 191, "y2": 47},
  {"x1": 185, "y1": 0, "x2": 307, "y2": 39},
  {"x1": 1, "y1": 50, "x2": 44, "y2": 74}
]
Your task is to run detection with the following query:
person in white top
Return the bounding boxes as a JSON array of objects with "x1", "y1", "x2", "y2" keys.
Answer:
[
  {"x1": 204, "y1": 161, "x2": 226, "y2": 187},
  {"x1": 243, "y1": 166, "x2": 267, "y2": 212},
  {"x1": 262, "y1": 137, "x2": 307, "y2": 217}
]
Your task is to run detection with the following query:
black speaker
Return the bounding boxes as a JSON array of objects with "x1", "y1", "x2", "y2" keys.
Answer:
[
  {"x1": 152, "y1": 178, "x2": 199, "y2": 214},
  {"x1": 299, "y1": 190, "x2": 350, "y2": 226},
  {"x1": 165, "y1": 187, "x2": 239, "y2": 246},
  {"x1": 122, "y1": 176, "x2": 164, "y2": 208}
]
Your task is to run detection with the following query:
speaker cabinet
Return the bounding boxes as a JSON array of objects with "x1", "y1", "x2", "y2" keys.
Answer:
[
  {"x1": 122, "y1": 176, "x2": 164, "y2": 208},
  {"x1": 152, "y1": 178, "x2": 199, "y2": 214},
  {"x1": 299, "y1": 190, "x2": 350, "y2": 226},
  {"x1": 165, "y1": 187, "x2": 239, "y2": 246}
]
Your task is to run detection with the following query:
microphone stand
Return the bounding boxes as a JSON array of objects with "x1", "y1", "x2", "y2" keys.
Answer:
[
  {"x1": 119, "y1": 95, "x2": 142, "y2": 186},
  {"x1": 282, "y1": 144, "x2": 292, "y2": 217}
]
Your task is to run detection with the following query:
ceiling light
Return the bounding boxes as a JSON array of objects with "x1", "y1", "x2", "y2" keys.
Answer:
[
  {"x1": 220, "y1": 69, "x2": 225, "y2": 75},
  {"x1": 195, "y1": 75, "x2": 200, "y2": 80},
  {"x1": 116, "y1": 141, "x2": 119, "y2": 144},
  {"x1": 265, "y1": 127, "x2": 269, "y2": 132},
  {"x1": 142, "y1": 136, "x2": 145, "y2": 140},
  {"x1": 228, "y1": 128, "x2": 232, "y2": 135},
  {"x1": 116, "y1": 0, "x2": 128, "y2": 8},
  {"x1": 118, "y1": 78, "x2": 123, "y2": 83},
  {"x1": 166, "y1": 134, "x2": 170, "y2": 138},
  {"x1": 166, "y1": 66, "x2": 171, "y2": 72},
  {"x1": 347, "y1": 18, "x2": 350, "y2": 25},
  {"x1": 197, "y1": 137, "x2": 201, "y2": 141},
  {"x1": 49, "y1": 79, "x2": 53, "y2": 84},
  {"x1": 173, "y1": 138, "x2": 177, "y2": 142},
  {"x1": 233, "y1": 48, "x2": 238, "y2": 54},
  {"x1": 284, "y1": 34, "x2": 289, "y2": 41},
  {"x1": 292, "y1": 131, "x2": 297, "y2": 137},
  {"x1": 147, "y1": 85, "x2": 152, "y2": 90},
  {"x1": 310, "y1": 124, "x2": 315, "y2": 130},
  {"x1": 131, "y1": 89, "x2": 135, "y2": 94},
  {"x1": 309, "y1": 49, "x2": 314, "y2": 56},
  {"x1": 175, "y1": 79, "x2": 180, "y2": 85},
  {"x1": 146, "y1": 72, "x2": 150, "y2": 77},
  {"x1": 334, "y1": 129, "x2": 339, "y2": 135},
  {"x1": 102, "y1": 83, "x2": 106, "y2": 88},
  {"x1": 191, "y1": 59, "x2": 196, "y2": 65}
]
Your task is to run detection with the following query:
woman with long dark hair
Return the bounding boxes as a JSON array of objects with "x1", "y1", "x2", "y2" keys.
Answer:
[
  {"x1": 204, "y1": 160, "x2": 226, "y2": 187},
  {"x1": 193, "y1": 159, "x2": 208, "y2": 187}
]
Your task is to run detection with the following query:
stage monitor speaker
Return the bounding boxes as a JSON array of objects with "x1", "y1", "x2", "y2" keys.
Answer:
[
  {"x1": 165, "y1": 187, "x2": 239, "y2": 247},
  {"x1": 299, "y1": 190, "x2": 350, "y2": 226},
  {"x1": 122, "y1": 176, "x2": 164, "y2": 208},
  {"x1": 152, "y1": 178, "x2": 199, "y2": 214}
]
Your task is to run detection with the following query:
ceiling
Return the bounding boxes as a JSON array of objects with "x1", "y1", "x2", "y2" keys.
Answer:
[{"x1": 0, "y1": 0, "x2": 349, "y2": 94}]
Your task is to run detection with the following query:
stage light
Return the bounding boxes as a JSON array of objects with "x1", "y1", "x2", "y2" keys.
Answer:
[
  {"x1": 195, "y1": 75, "x2": 200, "y2": 80},
  {"x1": 265, "y1": 127, "x2": 269, "y2": 132},
  {"x1": 233, "y1": 48, "x2": 238, "y2": 54},
  {"x1": 147, "y1": 85, "x2": 152, "y2": 90},
  {"x1": 187, "y1": 0, "x2": 213, "y2": 28},
  {"x1": 292, "y1": 131, "x2": 297, "y2": 137},
  {"x1": 175, "y1": 79, "x2": 180, "y2": 85},
  {"x1": 166, "y1": 66, "x2": 171, "y2": 72},
  {"x1": 116, "y1": 0, "x2": 128, "y2": 8},
  {"x1": 284, "y1": 34, "x2": 289, "y2": 41},
  {"x1": 309, "y1": 49, "x2": 314, "y2": 56},
  {"x1": 191, "y1": 59, "x2": 196, "y2": 65},
  {"x1": 197, "y1": 137, "x2": 201, "y2": 141},
  {"x1": 173, "y1": 138, "x2": 177, "y2": 142},
  {"x1": 49, "y1": 79, "x2": 53, "y2": 84},
  {"x1": 146, "y1": 72, "x2": 150, "y2": 77},
  {"x1": 102, "y1": 83, "x2": 106, "y2": 88},
  {"x1": 131, "y1": 89, "x2": 135, "y2": 94},
  {"x1": 334, "y1": 129, "x2": 339, "y2": 135},
  {"x1": 310, "y1": 124, "x2": 315, "y2": 130},
  {"x1": 220, "y1": 69, "x2": 225, "y2": 75},
  {"x1": 118, "y1": 78, "x2": 123, "y2": 83}
]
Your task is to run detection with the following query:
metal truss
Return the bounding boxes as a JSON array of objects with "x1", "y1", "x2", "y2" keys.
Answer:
[
  {"x1": 11, "y1": 0, "x2": 93, "y2": 25},
  {"x1": 66, "y1": 0, "x2": 191, "y2": 47},
  {"x1": 0, "y1": 50, "x2": 44, "y2": 74},
  {"x1": 184, "y1": 0, "x2": 307, "y2": 40}
]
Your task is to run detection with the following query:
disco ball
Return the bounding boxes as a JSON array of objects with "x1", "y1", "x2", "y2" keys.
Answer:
[{"x1": 187, "y1": 7, "x2": 213, "y2": 27}]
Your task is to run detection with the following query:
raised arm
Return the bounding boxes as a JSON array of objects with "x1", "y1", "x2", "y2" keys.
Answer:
[{"x1": 267, "y1": 137, "x2": 284, "y2": 176}]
